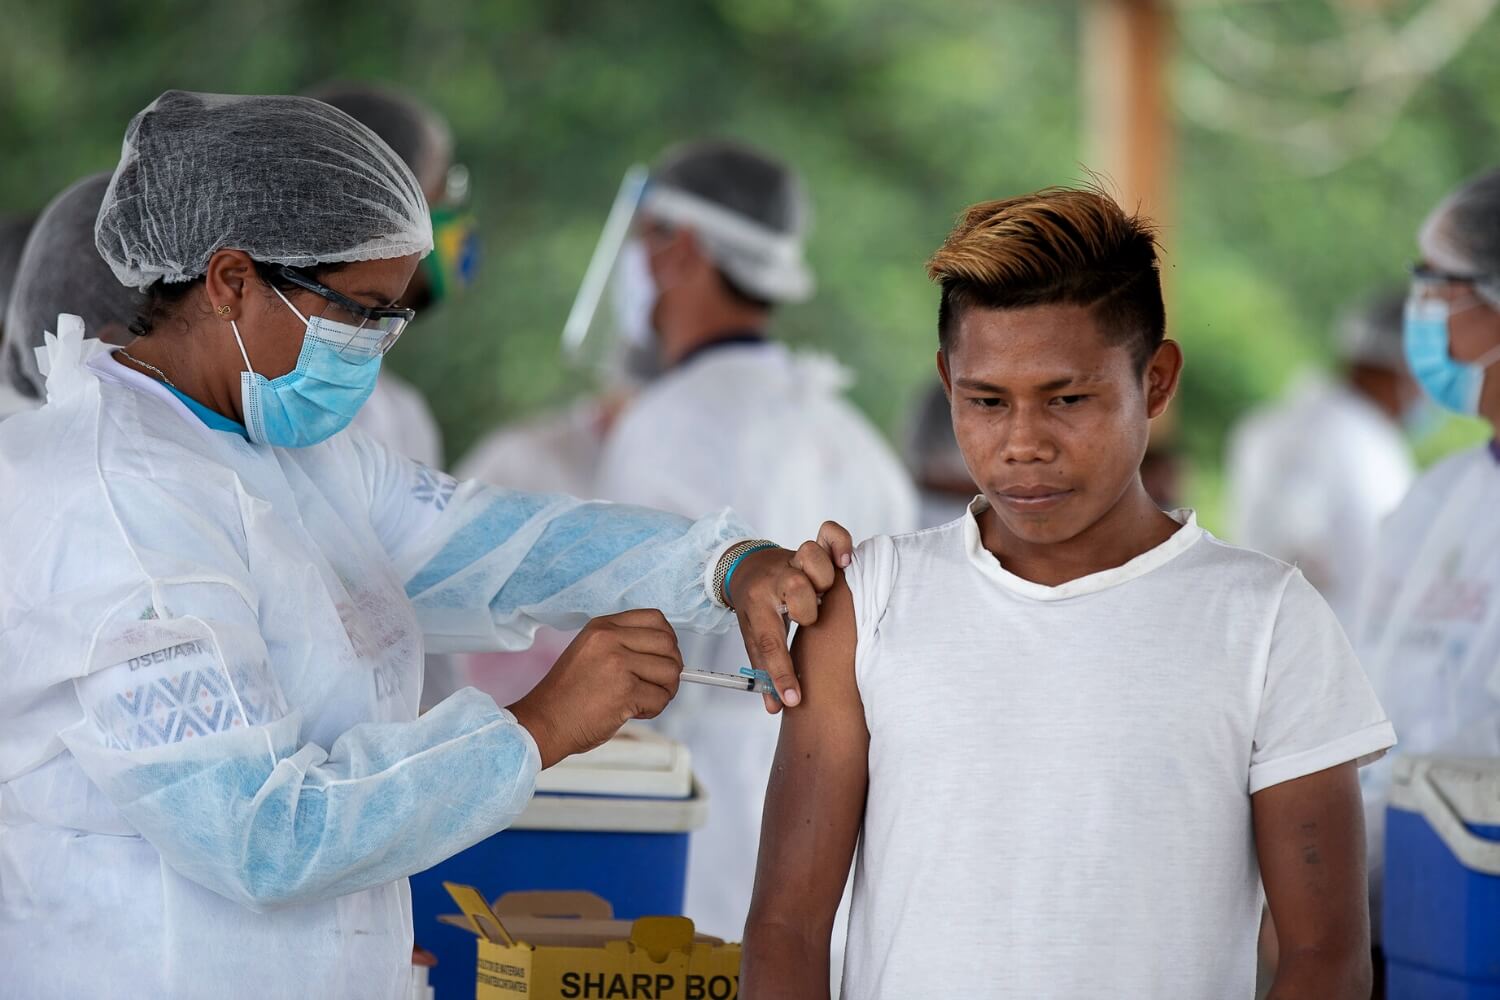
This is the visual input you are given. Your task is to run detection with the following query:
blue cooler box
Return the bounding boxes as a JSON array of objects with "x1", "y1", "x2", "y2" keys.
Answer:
[
  {"x1": 1384, "y1": 755, "x2": 1500, "y2": 999},
  {"x1": 409, "y1": 727, "x2": 706, "y2": 1000}
]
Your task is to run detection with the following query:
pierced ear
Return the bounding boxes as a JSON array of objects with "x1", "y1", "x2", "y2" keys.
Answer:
[{"x1": 203, "y1": 249, "x2": 256, "y2": 321}]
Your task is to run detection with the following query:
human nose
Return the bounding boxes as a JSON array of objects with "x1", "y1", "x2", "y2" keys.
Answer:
[{"x1": 1001, "y1": 404, "x2": 1058, "y2": 464}]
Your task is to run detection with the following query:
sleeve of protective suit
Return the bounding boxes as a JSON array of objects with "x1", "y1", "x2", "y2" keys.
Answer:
[
  {"x1": 351, "y1": 431, "x2": 746, "y2": 654},
  {"x1": 58, "y1": 591, "x2": 540, "y2": 911}
]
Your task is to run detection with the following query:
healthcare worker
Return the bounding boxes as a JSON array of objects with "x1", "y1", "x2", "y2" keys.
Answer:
[
  {"x1": 308, "y1": 81, "x2": 477, "y2": 469},
  {"x1": 903, "y1": 378, "x2": 978, "y2": 528},
  {"x1": 0, "y1": 215, "x2": 36, "y2": 419},
  {"x1": 1355, "y1": 164, "x2": 1500, "y2": 926},
  {"x1": 0, "y1": 173, "x2": 145, "y2": 404},
  {"x1": 594, "y1": 139, "x2": 919, "y2": 941},
  {"x1": 0, "y1": 92, "x2": 851, "y2": 1000},
  {"x1": 1227, "y1": 292, "x2": 1419, "y2": 629}
]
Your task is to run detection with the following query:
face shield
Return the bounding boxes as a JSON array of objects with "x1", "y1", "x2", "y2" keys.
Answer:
[{"x1": 560, "y1": 165, "x2": 656, "y2": 386}]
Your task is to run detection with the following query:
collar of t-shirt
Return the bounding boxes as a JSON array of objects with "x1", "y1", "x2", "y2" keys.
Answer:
[
  {"x1": 673, "y1": 329, "x2": 767, "y2": 371},
  {"x1": 93, "y1": 350, "x2": 249, "y2": 441},
  {"x1": 961, "y1": 496, "x2": 1204, "y2": 602}
]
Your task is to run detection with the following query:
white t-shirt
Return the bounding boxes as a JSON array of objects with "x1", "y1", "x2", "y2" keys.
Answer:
[{"x1": 841, "y1": 502, "x2": 1395, "y2": 999}]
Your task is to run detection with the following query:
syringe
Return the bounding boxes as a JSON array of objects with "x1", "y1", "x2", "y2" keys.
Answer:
[{"x1": 681, "y1": 666, "x2": 780, "y2": 698}]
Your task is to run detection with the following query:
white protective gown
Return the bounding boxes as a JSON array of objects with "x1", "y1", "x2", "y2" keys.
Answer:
[
  {"x1": 1353, "y1": 443, "x2": 1500, "y2": 889},
  {"x1": 0, "y1": 324, "x2": 744, "y2": 1000},
  {"x1": 1226, "y1": 376, "x2": 1415, "y2": 630},
  {"x1": 595, "y1": 341, "x2": 919, "y2": 940}
]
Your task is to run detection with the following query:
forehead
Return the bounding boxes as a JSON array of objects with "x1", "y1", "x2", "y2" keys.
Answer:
[{"x1": 947, "y1": 302, "x2": 1135, "y2": 384}]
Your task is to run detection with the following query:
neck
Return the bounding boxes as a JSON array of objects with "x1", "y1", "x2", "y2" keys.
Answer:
[
  {"x1": 659, "y1": 297, "x2": 769, "y2": 368},
  {"x1": 1345, "y1": 365, "x2": 1403, "y2": 423},
  {"x1": 118, "y1": 324, "x2": 246, "y2": 424},
  {"x1": 978, "y1": 479, "x2": 1180, "y2": 588}
]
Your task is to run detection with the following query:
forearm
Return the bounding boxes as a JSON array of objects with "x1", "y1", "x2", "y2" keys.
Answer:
[
  {"x1": 741, "y1": 918, "x2": 833, "y2": 1000},
  {"x1": 403, "y1": 485, "x2": 749, "y2": 652},
  {"x1": 65, "y1": 688, "x2": 540, "y2": 909},
  {"x1": 1266, "y1": 946, "x2": 1372, "y2": 1000}
]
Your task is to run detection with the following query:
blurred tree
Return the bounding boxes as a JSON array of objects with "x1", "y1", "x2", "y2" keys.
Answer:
[{"x1": 1, "y1": 0, "x2": 1495, "y2": 528}]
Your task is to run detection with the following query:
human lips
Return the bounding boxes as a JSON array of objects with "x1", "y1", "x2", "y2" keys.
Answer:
[{"x1": 995, "y1": 484, "x2": 1075, "y2": 511}]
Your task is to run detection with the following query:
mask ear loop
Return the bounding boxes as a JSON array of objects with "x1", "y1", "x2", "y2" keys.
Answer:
[
  {"x1": 273, "y1": 282, "x2": 368, "y2": 358},
  {"x1": 229, "y1": 319, "x2": 256, "y2": 378}
]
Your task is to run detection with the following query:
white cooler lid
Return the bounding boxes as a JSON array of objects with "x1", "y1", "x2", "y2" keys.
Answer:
[{"x1": 533, "y1": 723, "x2": 694, "y2": 800}]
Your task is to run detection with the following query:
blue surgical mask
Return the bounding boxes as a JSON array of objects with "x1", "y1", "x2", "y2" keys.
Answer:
[
  {"x1": 1403, "y1": 296, "x2": 1500, "y2": 416},
  {"x1": 232, "y1": 287, "x2": 385, "y2": 448}
]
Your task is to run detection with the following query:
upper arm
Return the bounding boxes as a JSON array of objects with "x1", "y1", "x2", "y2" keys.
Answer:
[
  {"x1": 746, "y1": 573, "x2": 868, "y2": 936},
  {"x1": 1253, "y1": 762, "x2": 1370, "y2": 957}
]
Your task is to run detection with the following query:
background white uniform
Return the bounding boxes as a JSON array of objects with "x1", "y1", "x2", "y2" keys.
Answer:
[
  {"x1": 1227, "y1": 375, "x2": 1414, "y2": 630},
  {"x1": 596, "y1": 340, "x2": 918, "y2": 939},
  {"x1": 353, "y1": 369, "x2": 445, "y2": 469}
]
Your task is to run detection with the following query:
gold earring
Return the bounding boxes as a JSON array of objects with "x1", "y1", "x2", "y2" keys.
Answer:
[{"x1": 217, "y1": 305, "x2": 232, "y2": 318}]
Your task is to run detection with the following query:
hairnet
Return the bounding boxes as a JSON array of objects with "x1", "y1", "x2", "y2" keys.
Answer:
[
  {"x1": 904, "y1": 380, "x2": 968, "y2": 485},
  {"x1": 646, "y1": 139, "x2": 814, "y2": 304},
  {"x1": 2, "y1": 174, "x2": 146, "y2": 399},
  {"x1": 0, "y1": 216, "x2": 35, "y2": 326},
  {"x1": 1418, "y1": 165, "x2": 1500, "y2": 309},
  {"x1": 303, "y1": 81, "x2": 453, "y2": 199},
  {"x1": 96, "y1": 90, "x2": 433, "y2": 292},
  {"x1": 1336, "y1": 290, "x2": 1408, "y2": 371}
]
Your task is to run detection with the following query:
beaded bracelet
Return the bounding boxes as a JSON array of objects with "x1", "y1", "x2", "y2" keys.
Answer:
[{"x1": 713, "y1": 539, "x2": 779, "y2": 610}]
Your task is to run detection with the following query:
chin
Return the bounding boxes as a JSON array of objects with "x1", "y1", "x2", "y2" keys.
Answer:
[{"x1": 986, "y1": 505, "x2": 1087, "y2": 546}]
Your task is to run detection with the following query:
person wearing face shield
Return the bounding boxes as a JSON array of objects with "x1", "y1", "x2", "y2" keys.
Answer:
[
  {"x1": 0, "y1": 215, "x2": 37, "y2": 419},
  {"x1": 1225, "y1": 292, "x2": 1420, "y2": 631},
  {"x1": 306, "y1": 81, "x2": 481, "y2": 470},
  {"x1": 1352, "y1": 165, "x2": 1500, "y2": 939},
  {"x1": 0, "y1": 92, "x2": 855, "y2": 1000},
  {"x1": 593, "y1": 140, "x2": 919, "y2": 943},
  {"x1": 0, "y1": 174, "x2": 145, "y2": 418}
]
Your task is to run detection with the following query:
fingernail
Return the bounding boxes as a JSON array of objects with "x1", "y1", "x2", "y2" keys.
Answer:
[
  {"x1": 782, "y1": 688, "x2": 801, "y2": 707},
  {"x1": 840, "y1": 554, "x2": 851, "y2": 568}
]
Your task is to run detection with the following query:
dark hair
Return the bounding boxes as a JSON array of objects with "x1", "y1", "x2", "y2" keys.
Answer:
[
  {"x1": 130, "y1": 260, "x2": 347, "y2": 336},
  {"x1": 927, "y1": 187, "x2": 1166, "y2": 371}
]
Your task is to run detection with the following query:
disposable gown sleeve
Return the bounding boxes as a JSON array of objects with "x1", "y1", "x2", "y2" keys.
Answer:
[
  {"x1": 354, "y1": 432, "x2": 747, "y2": 654},
  {"x1": 58, "y1": 588, "x2": 541, "y2": 911}
]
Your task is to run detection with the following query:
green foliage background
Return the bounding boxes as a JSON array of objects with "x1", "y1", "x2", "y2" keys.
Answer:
[{"x1": 2, "y1": 0, "x2": 1496, "y2": 530}]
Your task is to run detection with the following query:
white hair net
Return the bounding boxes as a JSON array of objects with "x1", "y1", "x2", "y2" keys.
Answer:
[
  {"x1": 645, "y1": 139, "x2": 814, "y2": 304},
  {"x1": 96, "y1": 90, "x2": 433, "y2": 292},
  {"x1": 1336, "y1": 291, "x2": 1408, "y2": 371},
  {"x1": 2, "y1": 174, "x2": 145, "y2": 399},
  {"x1": 1418, "y1": 165, "x2": 1500, "y2": 309}
]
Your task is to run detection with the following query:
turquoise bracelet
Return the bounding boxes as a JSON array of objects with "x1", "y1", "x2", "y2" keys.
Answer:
[{"x1": 722, "y1": 542, "x2": 779, "y2": 610}]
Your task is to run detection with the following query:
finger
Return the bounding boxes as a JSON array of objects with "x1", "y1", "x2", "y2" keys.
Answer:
[
  {"x1": 605, "y1": 608, "x2": 673, "y2": 630},
  {"x1": 778, "y1": 572, "x2": 820, "y2": 627},
  {"x1": 632, "y1": 682, "x2": 674, "y2": 720},
  {"x1": 790, "y1": 539, "x2": 837, "y2": 592},
  {"x1": 762, "y1": 692, "x2": 783, "y2": 715},
  {"x1": 737, "y1": 603, "x2": 800, "y2": 709},
  {"x1": 625, "y1": 651, "x2": 685, "y2": 693},
  {"x1": 614, "y1": 624, "x2": 683, "y2": 660},
  {"x1": 817, "y1": 520, "x2": 855, "y2": 569}
]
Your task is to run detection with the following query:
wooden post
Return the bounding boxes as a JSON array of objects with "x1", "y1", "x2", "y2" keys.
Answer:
[{"x1": 1081, "y1": 0, "x2": 1175, "y2": 240}]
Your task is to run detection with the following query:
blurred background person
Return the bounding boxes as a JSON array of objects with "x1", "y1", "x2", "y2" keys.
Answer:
[
  {"x1": 903, "y1": 379, "x2": 978, "y2": 528},
  {"x1": 0, "y1": 174, "x2": 143, "y2": 416},
  {"x1": 594, "y1": 138, "x2": 918, "y2": 941},
  {"x1": 307, "y1": 81, "x2": 480, "y2": 470},
  {"x1": 1355, "y1": 165, "x2": 1500, "y2": 950},
  {"x1": 1226, "y1": 291, "x2": 1419, "y2": 629},
  {"x1": 0, "y1": 216, "x2": 37, "y2": 419}
]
